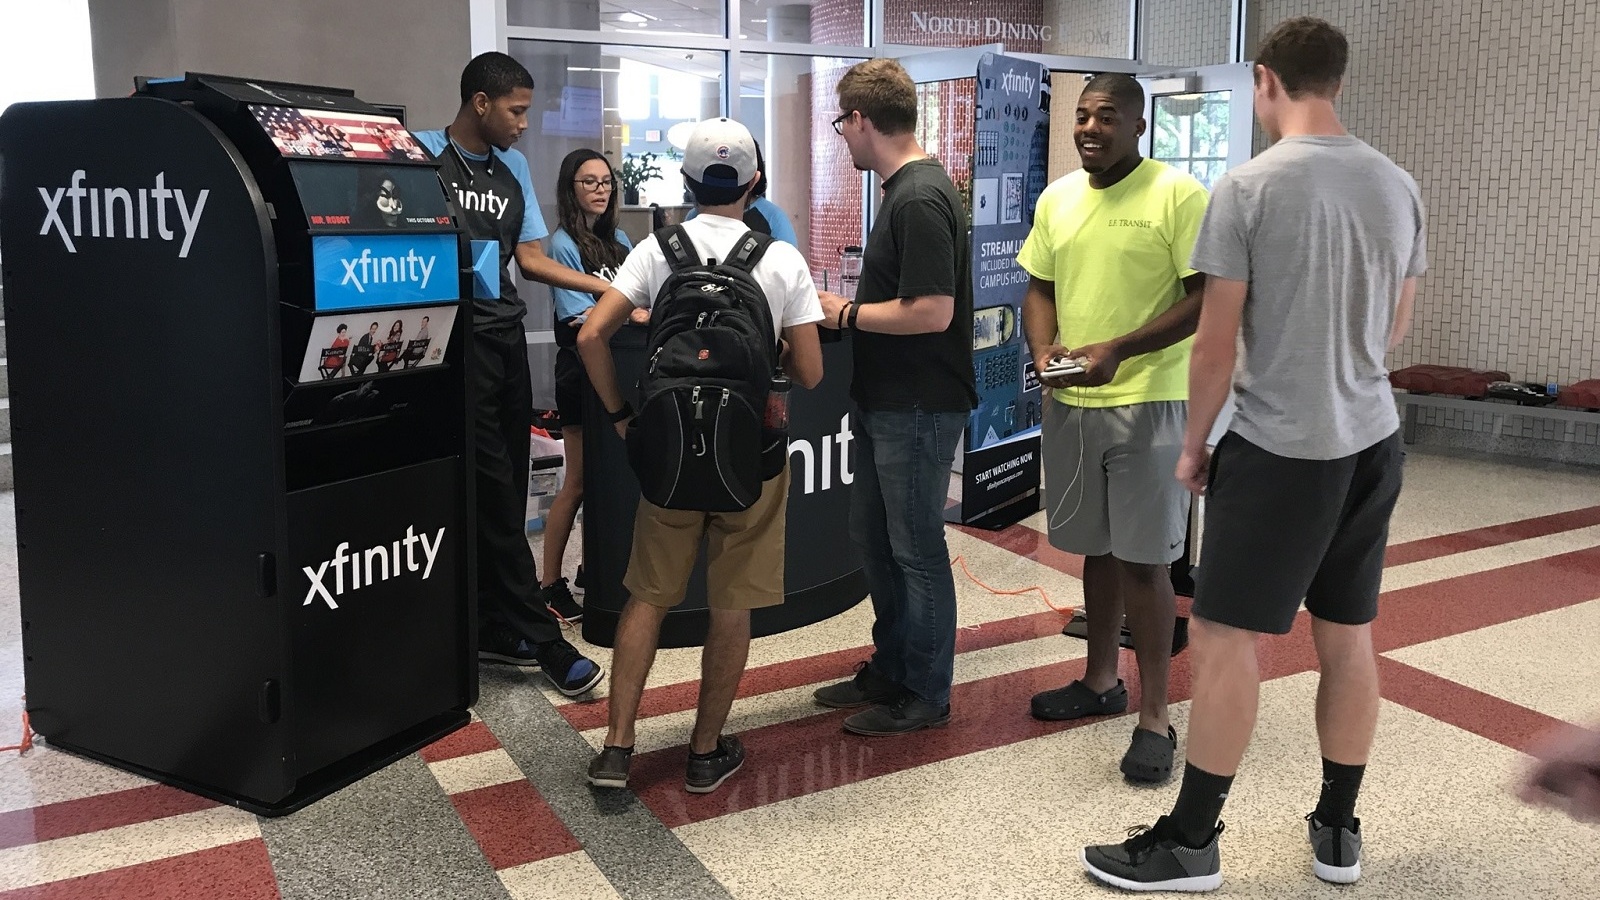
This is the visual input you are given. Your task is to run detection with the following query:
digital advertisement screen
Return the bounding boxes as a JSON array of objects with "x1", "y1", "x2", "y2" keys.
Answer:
[
  {"x1": 312, "y1": 233, "x2": 460, "y2": 311},
  {"x1": 291, "y1": 163, "x2": 453, "y2": 230},
  {"x1": 297, "y1": 305, "x2": 459, "y2": 383},
  {"x1": 251, "y1": 105, "x2": 430, "y2": 162}
]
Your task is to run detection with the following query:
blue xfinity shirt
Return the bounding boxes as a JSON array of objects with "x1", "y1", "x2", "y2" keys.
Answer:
[{"x1": 549, "y1": 226, "x2": 633, "y2": 326}]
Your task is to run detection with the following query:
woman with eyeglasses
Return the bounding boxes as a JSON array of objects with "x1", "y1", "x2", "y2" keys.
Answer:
[{"x1": 538, "y1": 148, "x2": 642, "y2": 622}]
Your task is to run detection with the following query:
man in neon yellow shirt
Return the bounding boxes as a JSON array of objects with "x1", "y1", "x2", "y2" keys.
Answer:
[{"x1": 1016, "y1": 73, "x2": 1208, "y2": 785}]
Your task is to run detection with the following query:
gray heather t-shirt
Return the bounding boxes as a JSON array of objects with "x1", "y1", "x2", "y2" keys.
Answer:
[{"x1": 1191, "y1": 135, "x2": 1427, "y2": 460}]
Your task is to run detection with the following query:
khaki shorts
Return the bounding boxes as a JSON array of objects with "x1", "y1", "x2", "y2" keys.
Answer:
[{"x1": 623, "y1": 467, "x2": 790, "y2": 610}]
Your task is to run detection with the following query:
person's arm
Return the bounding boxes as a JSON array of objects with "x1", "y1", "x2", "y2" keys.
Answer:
[
  {"x1": 515, "y1": 240, "x2": 611, "y2": 295},
  {"x1": 1390, "y1": 277, "x2": 1418, "y2": 350},
  {"x1": 575, "y1": 288, "x2": 639, "y2": 438},
  {"x1": 1021, "y1": 276, "x2": 1072, "y2": 388},
  {"x1": 818, "y1": 290, "x2": 953, "y2": 335},
  {"x1": 1176, "y1": 276, "x2": 1245, "y2": 495},
  {"x1": 782, "y1": 323, "x2": 824, "y2": 390}
]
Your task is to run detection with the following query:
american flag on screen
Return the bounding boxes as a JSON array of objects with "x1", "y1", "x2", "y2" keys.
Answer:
[{"x1": 250, "y1": 105, "x2": 430, "y2": 163}]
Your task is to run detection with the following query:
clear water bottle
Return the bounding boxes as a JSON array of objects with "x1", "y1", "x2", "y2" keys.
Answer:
[
  {"x1": 765, "y1": 373, "x2": 791, "y2": 432},
  {"x1": 839, "y1": 246, "x2": 863, "y2": 300}
]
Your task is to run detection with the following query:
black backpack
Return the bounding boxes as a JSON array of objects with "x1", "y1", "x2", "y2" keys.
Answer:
[{"x1": 627, "y1": 226, "x2": 782, "y2": 512}]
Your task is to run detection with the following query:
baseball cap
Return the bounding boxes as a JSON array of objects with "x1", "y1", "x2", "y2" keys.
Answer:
[{"x1": 682, "y1": 118, "x2": 758, "y2": 189}]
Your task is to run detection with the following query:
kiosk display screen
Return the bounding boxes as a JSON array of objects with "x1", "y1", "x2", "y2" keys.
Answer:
[
  {"x1": 298, "y1": 305, "x2": 459, "y2": 383},
  {"x1": 312, "y1": 233, "x2": 459, "y2": 311},
  {"x1": 291, "y1": 163, "x2": 453, "y2": 230},
  {"x1": 251, "y1": 105, "x2": 429, "y2": 162}
]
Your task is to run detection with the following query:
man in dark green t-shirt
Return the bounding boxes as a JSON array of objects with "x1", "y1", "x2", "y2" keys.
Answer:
[{"x1": 812, "y1": 58, "x2": 977, "y2": 737}]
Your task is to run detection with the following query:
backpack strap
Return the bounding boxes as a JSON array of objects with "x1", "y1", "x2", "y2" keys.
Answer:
[
  {"x1": 657, "y1": 225, "x2": 701, "y2": 272},
  {"x1": 724, "y1": 230, "x2": 773, "y2": 274}
]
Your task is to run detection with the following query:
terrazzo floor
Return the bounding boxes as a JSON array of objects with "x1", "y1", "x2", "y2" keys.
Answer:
[{"x1": 0, "y1": 446, "x2": 1598, "y2": 898}]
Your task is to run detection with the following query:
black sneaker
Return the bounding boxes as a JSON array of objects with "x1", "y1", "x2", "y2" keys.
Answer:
[
  {"x1": 814, "y1": 661, "x2": 903, "y2": 709},
  {"x1": 587, "y1": 745, "x2": 633, "y2": 789},
  {"x1": 539, "y1": 578, "x2": 584, "y2": 623},
  {"x1": 685, "y1": 736, "x2": 746, "y2": 794},
  {"x1": 1031, "y1": 679, "x2": 1129, "y2": 721},
  {"x1": 534, "y1": 638, "x2": 604, "y2": 697},
  {"x1": 479, "y1": 624, "x2": 542, "y2": 667},
  {"x1": 1307, "y1": 813, "x2": 1362, "y2": 884},
  {"x1": 842, "y1": 695, "x2": 950, "y2": 736},
  {"x1": 1081, "y1": 816, "x2": 1224, "y2": 893}
]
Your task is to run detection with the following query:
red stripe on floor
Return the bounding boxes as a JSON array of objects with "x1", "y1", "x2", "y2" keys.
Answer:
[
  {"x1": 633, "y1": 615, "x2": 1317, "y2": 828},
  {"x1": 1376, "y1": 657, "x2": 1570, "y2": 754},
  {"x1": 0, "y1": 784, "x2": 218, "y2": 852},
  {"x1": 448, "y1": 779, "x2": 581, "y2": 870},
  {"x1": 0, "y1": 838, "x2": 280, "y2": 900},
  {"x1": 419, "y1": 721, "x2": 502, "y2": 764},
  {"x1": 558, "y1": 610, "x2": 1070, "y2": 732},
  {"x1": 1375, "y1": 545, "x2": 1600, "y2": 653},
  {"x1": 1384, "y1": 505, "x2": 1600, "y2": 566}
]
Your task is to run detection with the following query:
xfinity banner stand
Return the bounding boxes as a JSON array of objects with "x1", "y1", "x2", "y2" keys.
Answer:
[
  {"x1": 0, "y1": 74, "x2": 475, "y2": 815},
  {"x1": 948, "y1": 53, "x2": 1051, "y2": 530}
]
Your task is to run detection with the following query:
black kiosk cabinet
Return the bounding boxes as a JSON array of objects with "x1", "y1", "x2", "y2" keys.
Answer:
[{"x1": 0, "y1": 74, "x2": 475, "y2": 815}]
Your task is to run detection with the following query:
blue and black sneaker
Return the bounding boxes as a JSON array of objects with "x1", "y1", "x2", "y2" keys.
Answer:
[
  {"x1": 535, "y1": 637, "x2": 604, "y2": 697},
  {"x1": 478, "y1": 624, "x2": 541, "y2": 667}
]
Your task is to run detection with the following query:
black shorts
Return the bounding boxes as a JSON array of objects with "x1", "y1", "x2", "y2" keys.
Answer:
[
  {"x1": 1192, "y1": 431, "x2": 1403, "y2": 635},
  {"x1": 554, "y1": 347, "x2": 588, "y2": 429}
]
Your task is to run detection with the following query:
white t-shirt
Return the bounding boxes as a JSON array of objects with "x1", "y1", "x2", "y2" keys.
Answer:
[{"x1": 610, "y1": 214, "x2": 823, "y2": 339}]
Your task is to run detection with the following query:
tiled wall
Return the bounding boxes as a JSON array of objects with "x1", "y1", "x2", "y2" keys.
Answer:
[
  {"x1": 1141, "y1": 0, "x2": 1233, "y2": 67},
  {"x1": 1042, "y1": 0, "x2": 1133, "y2": 57},
  {"x1": 1251, "y1": 0, "x2": 1600, "y2": 459}
]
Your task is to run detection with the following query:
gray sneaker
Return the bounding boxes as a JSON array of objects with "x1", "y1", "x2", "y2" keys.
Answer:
[
  {"x1": 1081, "y1": 817, "x2": 1224, "y2": 893},
  {"x1": 814, "y1": 661, "x2": 902, "y2": 709},
  {"x1": 587, "y1": 746, "x2": 633, "y2": 789},
  {"x1": 1307, "y1": 814, "x2": 1362, "y2": 884}
]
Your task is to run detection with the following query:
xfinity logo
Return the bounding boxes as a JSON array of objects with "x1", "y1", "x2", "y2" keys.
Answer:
[
  {"x1": 37, "y1": 169, "x2": 209, "y2": 258},
  {"x1": 1000, "y1": 69, "x2": 1036, "y2": 97},
  {"x1": 339, "y1": 247, "x2": 438, "y2": 293},
  {"x1": 450, "y1": 183, "x2": 511, "y2": 219},
  {"x1": 302, "y1": 525, "x2": 446, "y2": 610}
]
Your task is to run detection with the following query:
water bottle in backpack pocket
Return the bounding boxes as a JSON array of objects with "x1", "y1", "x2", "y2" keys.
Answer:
[{"x1": 627, "y1": 225, "x2": 781, "y2": 512}]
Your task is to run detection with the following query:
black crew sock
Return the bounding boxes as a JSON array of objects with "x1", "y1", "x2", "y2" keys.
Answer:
[
  {"x1": 1313, "y1": 759, "x2": 1366, "y2": 829},
  {"x1": 1168, "y1": 762, "x2": 1234, "y2": 848}
]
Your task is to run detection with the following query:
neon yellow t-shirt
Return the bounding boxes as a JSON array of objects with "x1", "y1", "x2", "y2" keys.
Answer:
[{"x1": 1016, "y1": 159, "x2": 1209, "y2": 408}]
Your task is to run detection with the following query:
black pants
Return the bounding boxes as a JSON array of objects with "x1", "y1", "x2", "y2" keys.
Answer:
[{"x1": 472, "y1": 323, "x2": 561, "y2": 645}]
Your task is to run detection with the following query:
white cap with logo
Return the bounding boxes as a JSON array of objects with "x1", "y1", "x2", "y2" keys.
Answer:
[{"x1": 681, "y1": 117, "x2": 758, "y2": 190}]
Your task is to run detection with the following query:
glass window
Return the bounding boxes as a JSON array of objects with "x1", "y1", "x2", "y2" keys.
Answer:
[
  {"x1": 1152, "y1": 91, "x2": 1231, "y2": 191},
  {"x1": 740, "y1": 54, "x2": 868, "y2": 285},
  {"x1": 507, "y1": 0, "x2": 725, "y2": 39},
  {"x1": 1140, "y1": 0, "x2": 1233, "y2": 67}
]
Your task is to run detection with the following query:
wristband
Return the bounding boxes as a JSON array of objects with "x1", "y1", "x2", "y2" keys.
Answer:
[
  {"x1": 837, "y1": 302, "x2": 851, "y2": 330},
  {"x1": 607, "y1": 401, "x2": 634, "y2": 424},
  {"x1": 847, "y1": 302, "x2": 862, "y2": 331}
]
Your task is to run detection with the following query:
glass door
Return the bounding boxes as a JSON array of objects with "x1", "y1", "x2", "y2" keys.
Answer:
[{"x1": 1139, "y1": 62, "x2": 1255, "y2": 191}]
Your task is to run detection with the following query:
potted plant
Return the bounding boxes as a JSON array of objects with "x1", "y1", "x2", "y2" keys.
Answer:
[{"x1": 618, "y1": 152, "x2": 662, "y2": 206}]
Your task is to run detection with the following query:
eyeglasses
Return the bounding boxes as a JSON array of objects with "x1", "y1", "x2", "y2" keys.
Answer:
[
  {"x1": 831, "y1": 110, "x2": 855, "y2": 135},
  {"x1": 574, "y1": 177, "x2": 615, "y2": 191}
]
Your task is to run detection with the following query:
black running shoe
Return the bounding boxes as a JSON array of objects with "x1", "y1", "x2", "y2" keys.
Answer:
[
  {"x1": 539, "y1": 577, "x2": 584, "y2": 623},
  {"x1": 1081, "y1": 816, "x2": 1224, "y2": 893},
  {"x1": 1307, "y1": 813, "x2": 1362, "y2": 884},
  {"x1": 534, "y1": 638, "x2": 604, "y2": 697}
]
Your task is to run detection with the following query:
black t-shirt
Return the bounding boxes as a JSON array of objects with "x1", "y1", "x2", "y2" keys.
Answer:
[
  {"x1": 431, "y1": 140, "x2": 528, "y2": 328},
  {"x1": 852, "y1": 159, "x2": 977, "y2": 413}
]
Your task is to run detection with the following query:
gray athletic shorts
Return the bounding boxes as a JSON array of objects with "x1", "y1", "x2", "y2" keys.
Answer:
[{"x1": 1041, "y1": 397, "x2": 1190, "y2": 565}]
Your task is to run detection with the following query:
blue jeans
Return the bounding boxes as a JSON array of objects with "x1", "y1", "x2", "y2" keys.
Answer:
[{"x1": 850, "y1": 407, "x2": 965, "y2": 706}]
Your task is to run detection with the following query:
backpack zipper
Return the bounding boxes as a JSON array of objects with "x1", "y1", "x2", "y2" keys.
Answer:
[
  {"x1": 692, "y1": 385, "x2": 704, "y2": 420},
  {"x1": 648, "y1": 348, "x2": 663, "y2": 372}
]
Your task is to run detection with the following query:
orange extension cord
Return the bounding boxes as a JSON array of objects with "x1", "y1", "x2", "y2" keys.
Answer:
[
  {"x1": 1, "y1": 699, "x2": 34, "y2": 755},
  {"x1": 950, "y1": 555, "x2": 1078, "y2": 619}
]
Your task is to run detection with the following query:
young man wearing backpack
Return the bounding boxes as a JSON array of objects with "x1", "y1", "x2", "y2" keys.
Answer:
[{"x1": 576, "y1": 117, "x2": 824, "y2": 794}]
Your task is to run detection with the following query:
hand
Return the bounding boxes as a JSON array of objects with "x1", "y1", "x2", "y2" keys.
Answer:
[
  {"x1": 628, "y1": 307, "x2": 651, "y2": 325},
  {"x1": 1519, "y1": 721, "x2": 1600, "y2": 823},
  {"x1": 613, "y1": 417, "x2": 633, "y2": 441},
  {"x1": 817, "y1": 291, "x2": 850, "y2": 329},
  {"x1": 1064, "y1": 341, "x2": 1123, "y2": 388},
  {"x1": 1033, "y1": 344, "x2": 1073, "y2": 389},
  {"x1": 1176, "y1": 444, "x2": 1212, "y2": 496}
]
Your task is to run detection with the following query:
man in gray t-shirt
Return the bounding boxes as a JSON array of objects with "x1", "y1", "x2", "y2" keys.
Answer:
[{"x1": 1083, "y1": 18, "x2": 1428, "y2": 894}]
